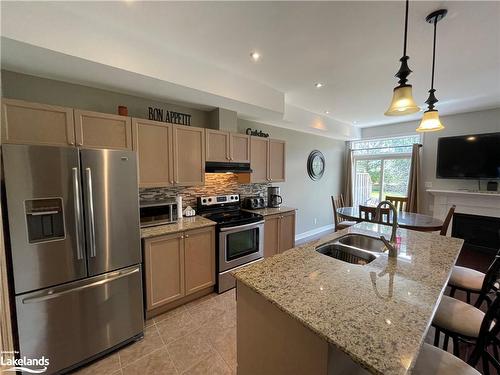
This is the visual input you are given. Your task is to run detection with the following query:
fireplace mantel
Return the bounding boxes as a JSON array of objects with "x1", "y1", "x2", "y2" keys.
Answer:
[{"x1": 428, "y1": 189, "x2": 500, "y2": 222}]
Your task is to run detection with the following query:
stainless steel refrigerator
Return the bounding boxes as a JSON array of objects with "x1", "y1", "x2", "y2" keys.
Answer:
[{"x1": 2, "y1": 144, "x2": 144, "y2": 374}]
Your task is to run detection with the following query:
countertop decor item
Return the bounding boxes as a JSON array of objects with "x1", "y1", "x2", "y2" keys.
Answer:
[
  {"x1": 384, "y1": 0, "x2": 420, "y2": 116},
  {"x1": 117, "y1": 106, "x2": 128, "y2": 116},
  {"x1": 183, "y1": 206, "x2": 196, "y2": 217},
  {"x1": 416, "y1": 9, "x2": 447, "y2": 132},
  {"x1": 307, "y1": 150, "x2": 325, "y2": 181}
]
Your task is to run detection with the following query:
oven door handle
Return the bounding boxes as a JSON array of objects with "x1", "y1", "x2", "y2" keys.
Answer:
[{"x1": 219, "y1": 220, "x2": 265, "y2": 232}]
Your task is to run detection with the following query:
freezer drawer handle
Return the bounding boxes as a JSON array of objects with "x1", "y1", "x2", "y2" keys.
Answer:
[
  {"x1": 21, "y1": 267, "x2": 140, "y2": 304},
  {"x1": 72, "y1": 167, "x2": 84, "y2": 260},
  {"x1": 85, "y1": 167, "x2": 97, "y2": 258}
]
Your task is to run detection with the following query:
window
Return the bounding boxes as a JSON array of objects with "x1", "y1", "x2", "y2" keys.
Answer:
[{"x1": 351, "y1": 135, "x2": 420, "y2": 206}]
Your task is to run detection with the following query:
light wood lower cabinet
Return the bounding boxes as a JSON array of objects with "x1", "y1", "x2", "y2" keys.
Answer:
[
  {"x1": 144, "y1": 226, "x2": 215, "y2": 311},
  {"x1": 184, "y1": 227, "x2": 216, "y2": 295},
  {"x1": 264, "y1": 215, "x2": 280, "y2": 258},
  {"x1": 74, "y1": 109, "x2": 133, "y2": 150},
  {"x1": 144, "y1": 233, "x2": 184, "y2": 310},
  {"x1": 132, "y1": 118, "x2": 173, "y2": 188},
  {"x1": 1, "y1": 98, "x2": 75, "y2": 146},
  {"x1": 263, "y1": 211, "x2": 296, "y2": 257}
]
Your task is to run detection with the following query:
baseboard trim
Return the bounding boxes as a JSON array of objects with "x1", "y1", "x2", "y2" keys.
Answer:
[{"x1": 295, "y1": 224, "x2": 334, "y2": 242}]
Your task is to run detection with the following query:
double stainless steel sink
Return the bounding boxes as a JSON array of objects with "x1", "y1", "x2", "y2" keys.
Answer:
[{"x1": 315, "y1": 234, "x2": 386, "y2": 266}]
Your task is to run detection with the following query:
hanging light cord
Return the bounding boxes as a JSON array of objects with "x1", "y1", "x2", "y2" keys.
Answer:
[
  {"x1": 430, "y1": 18, "x2": 437, "y2": 90},
  {"x1": 403, "y1": 0, "x2": 409, "y2": 57}
]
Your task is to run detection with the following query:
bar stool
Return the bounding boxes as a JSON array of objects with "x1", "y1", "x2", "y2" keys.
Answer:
[
  {"x1": 449, "y1": 250, "x2": 500, "y2": 307},
  {"x1": 413, "y1": 343, "x2": 480, "y2": 375},
  {"x1": 331, "y1": 196, "x2": 356, "y2": 231},
  {"x1": 432, "y1": 291, "x2": 500, "y2": 371}
]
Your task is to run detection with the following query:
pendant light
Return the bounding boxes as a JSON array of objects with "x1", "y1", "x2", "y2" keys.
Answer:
[
  {"x1": 385, "y1": 0, "x2": 420, "y2": 116},
  {"x1": 417, "y1": 9, "x2": 447, "y2": 132}
]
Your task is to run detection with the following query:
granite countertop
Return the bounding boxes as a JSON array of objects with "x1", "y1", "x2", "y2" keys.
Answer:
[
  {"x1": 242, "y1": 206, "x2": 296, "y2": 216},
  {"x1": 140, "y1": 216, "x2": 216, "y2": 238},
  {"x1": 233, "y1": 222, "x2": 464, "y2": 375}
]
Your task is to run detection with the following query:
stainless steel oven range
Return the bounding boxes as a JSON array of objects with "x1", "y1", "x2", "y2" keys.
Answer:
[{"x1": 197, "y1": 194, "x2": 264, "y2": 293}]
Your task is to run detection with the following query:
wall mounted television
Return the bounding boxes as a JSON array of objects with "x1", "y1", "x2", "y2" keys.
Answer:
[{"x1": 436, "y1": 132, "x2": 500, "y2": 179}]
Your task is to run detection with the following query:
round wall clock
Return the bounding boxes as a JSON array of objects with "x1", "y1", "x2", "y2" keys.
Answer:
[{"x1": 307, "y1": 150, "x2": 325, "y2": 181}]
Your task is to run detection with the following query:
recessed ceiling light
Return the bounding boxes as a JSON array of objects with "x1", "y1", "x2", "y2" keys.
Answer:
[
  {"x1": 325, "y1": 111, "x2": 330, "y2": 114},
  {"x1": 314, "y1": 82, "x2": 324, "y2": 88},
  {"x1": 353, "y1": 120, "x2": 358, "y2": 124},
  {"x1": 250, "y1": 51, "x2": 261, "y2": 62}
]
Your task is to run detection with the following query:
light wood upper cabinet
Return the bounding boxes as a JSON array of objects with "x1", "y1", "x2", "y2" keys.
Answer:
[
  {"x1": 230, "y1": 133, "x2": 250, "y2": 162},
  {"x1": 264, "y1": 215, "x2": 280, "y2": 258},
  {"x1": 1, "y1": 98, "x2": 75, "y2": 146},
  {"x1": 144, "y1": 233, "x2": 185, "y2": 310},
  {"x1": 206, "y1": 129, "x2": 230, "y2": 162},
  {"x1": 173, "y1": 124, "x2": 205, "y2": 186},
  {"x1": 269, "y1": 139, "x2": 286, "y2": 182},
  {"x1": 250, "y1": 137, "x2": 269, "y2": 183},
  {"x1": 132, "y1": 118, "x2": 173, "y2": 188},
  {"x1": 74, "y1": 109, "x2": 133, "y2": 150},
  {"x1": 206, "y1": 130, "x2": 250, "y2": 163},
  {"x1": 263, "y1": 211, "x2": 295, "y2": 257},
  {"x1": 184, "y1": 227, "x2": 215, "y2": 295}
]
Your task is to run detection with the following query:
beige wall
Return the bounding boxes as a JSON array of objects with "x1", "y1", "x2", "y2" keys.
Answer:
[
  {"x1": 361, "y1": 108, "x2": 500, "y2": 215},
  {"x1": 239, "y1": 119, "x2": 345, "y2": 235},
  {"x1": 1, "y1": 70, "x2": 210, "y2": 127}
]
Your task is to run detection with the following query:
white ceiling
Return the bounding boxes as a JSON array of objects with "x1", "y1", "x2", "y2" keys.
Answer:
[{"x1": 1, "y1": 1, "x2": 499, "y2": 136}]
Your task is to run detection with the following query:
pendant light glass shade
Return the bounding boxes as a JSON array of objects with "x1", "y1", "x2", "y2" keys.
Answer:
[
  {"x1": 385, "y1": 0, "x2": 420, "y2": 117},
  {"x1": 384, "y1": 85, "x2": 420, "y2": 116},
  {"x1": 416, "y1": 110, "x2": 444, "y2": 132}
]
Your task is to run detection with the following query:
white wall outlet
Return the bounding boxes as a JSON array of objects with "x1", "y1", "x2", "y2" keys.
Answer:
[
  {"x1": 313, "y1": 218, "x2": 318, "y2": 225},
  {"x1": 425, "y1": 182, "x2": 433, "y2": 188}
]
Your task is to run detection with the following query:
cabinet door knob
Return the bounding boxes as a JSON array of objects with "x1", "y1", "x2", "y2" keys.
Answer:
[
  {"x1": 180, "y1": 235, "x2": 184, "y2": 239},
  {"x1": 185, "y1": 234, "x2": 189, "y2": 238}
]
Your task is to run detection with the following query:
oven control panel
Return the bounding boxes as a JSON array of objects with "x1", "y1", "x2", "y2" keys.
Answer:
[{"x1": 198, "y1": 194, "x2": 239, "y2": 206}]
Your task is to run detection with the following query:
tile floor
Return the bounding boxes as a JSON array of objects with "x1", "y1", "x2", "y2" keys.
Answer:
[
  {"x1": 71, "y1": 245, "x2": 495, "y2": 375},
  {"x1": 72, "y1": 289, "x2": 236, "y2": 375}
]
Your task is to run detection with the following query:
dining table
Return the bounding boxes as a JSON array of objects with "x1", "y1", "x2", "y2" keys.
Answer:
[{"x1": 337, "y1": 206, "x2": 444, "y2": 231}]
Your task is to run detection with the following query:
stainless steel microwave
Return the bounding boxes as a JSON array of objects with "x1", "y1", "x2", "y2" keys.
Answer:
[{"x1": 139, "y1": 198, "x2": 178, "y2": 228}]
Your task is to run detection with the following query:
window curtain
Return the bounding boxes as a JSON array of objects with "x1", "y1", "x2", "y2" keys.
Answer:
[
  {"x1": 344, "y1": 149, "x2": 353, "y2": 206},
  {"x1": 407, "y1": 144, "x2": 422, "y2": 213}
]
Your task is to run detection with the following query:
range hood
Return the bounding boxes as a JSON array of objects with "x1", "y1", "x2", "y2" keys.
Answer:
[{"x1": 205, "y1": 162, "x2": 252, "y2": 173}]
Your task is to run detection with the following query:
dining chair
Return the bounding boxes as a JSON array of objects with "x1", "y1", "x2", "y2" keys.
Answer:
[
  {"x1": 432, "y1": 289, "x2": 499, "y2": 364},
  {"x1": 359, "y1": 205, "x2": 390, "y2": 224},
  {"x1": 440, "y1": 205, "x2": 456, "y2": 236},
  {"x1": 413, "y1": 343, "x2": 481, "y2": 375},
  {"x1": 331, "y1": 196, "x2": 356, "y2": 231},
  {"x1": 468, "y1": 297, "x2": 500, "y2": 375},
  {"x1": 385, "y1": 195, "x2": 408, "y2": 212},
  {"x1": 449, "y1": 249, "x2": 500, "y2": 307}
]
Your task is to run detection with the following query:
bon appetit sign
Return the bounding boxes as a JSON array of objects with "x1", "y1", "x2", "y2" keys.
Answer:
[{"x1": 148, "y1": 107, "x2": 192, "y2": 126}]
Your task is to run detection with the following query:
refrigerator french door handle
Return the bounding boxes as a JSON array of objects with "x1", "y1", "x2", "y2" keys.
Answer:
[
  {"x1": 72, "y1": 167, "x2": 84, "y2": 260},
  {"x1": 85, "y1": 167, "x2": 97, "y2": 258},
  {"x1": 21, "y1": 267, "x2": 140, "y2": 304}
]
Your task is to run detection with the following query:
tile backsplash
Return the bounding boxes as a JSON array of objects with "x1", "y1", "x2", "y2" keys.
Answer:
[{"x1": 139, "y1": 173, "x2": 270, "y2": 209}]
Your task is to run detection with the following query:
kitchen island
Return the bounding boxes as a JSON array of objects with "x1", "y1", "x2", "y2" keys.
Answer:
[{"x1": 233, "y1": 222, "x2": 464, "y2": 375}]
